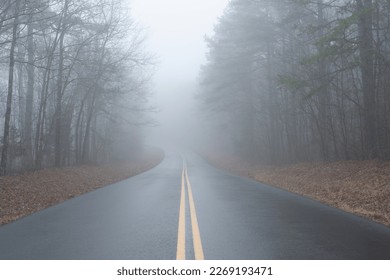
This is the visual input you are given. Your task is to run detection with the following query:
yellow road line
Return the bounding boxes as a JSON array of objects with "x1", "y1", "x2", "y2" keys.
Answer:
[
  {"x1": 185, "y1": 167, "x2": 205, "y2": 260},
  {"x1": 176, "y1": 167, "x2": 186, "y2": 260}
]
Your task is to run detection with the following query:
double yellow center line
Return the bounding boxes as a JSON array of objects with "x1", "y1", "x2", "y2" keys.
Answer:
[{"x1": 176, "y1": 160, "x2": 204, "y2": 260}]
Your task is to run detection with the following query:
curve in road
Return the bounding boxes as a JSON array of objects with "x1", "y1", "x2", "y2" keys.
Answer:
[{"x1": 1, "y1": 150, "x2": 390, "y2": 259}]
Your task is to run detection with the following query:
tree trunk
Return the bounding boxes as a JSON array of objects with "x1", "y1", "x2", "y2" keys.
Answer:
[
  {"x1": 54, "y1": 0, "x2": 69, "y2": 167},
  {"x1": 24, "y1": 16, "x2": 34, "y2": 169},
  {"x1": 317, "y1": 0, "x2": 331, "y2": 160},
  {"x1": 1, "y1": 1, "x2": 20, "y2": 176},
  {"x1": 356, "y1": 0, "x2": 377, "y2": 158},
  {"x1": 75, "y1": 96, "x2": 87, "y2": 163},
  {"x1": 82, "y1": 95, "x2": 96, "y2": 163}
]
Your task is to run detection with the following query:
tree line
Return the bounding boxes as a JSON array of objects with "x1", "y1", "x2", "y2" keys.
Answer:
[
  {"x1": 198, "y1": 0, "x2": 390, "y2": 164},
  {"x1": 0, "y1": 0, "x2": 152, "y2": 175}
]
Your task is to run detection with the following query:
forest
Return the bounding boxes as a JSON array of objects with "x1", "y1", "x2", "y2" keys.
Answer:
[
  {"x1": 198, "y1": 0, "x2": 390, "y2": 164},
  {"x1": 2, "y1": 0, "x2": 390, "y2": 176},
  {"x1": 0, "y1": 0, "x2": 152, "y2": 175}
]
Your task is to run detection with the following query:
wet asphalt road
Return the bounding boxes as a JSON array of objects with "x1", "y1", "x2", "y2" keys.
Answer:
[{"x1": 1, "y1": 150, "x2": 390, "y2": 259}]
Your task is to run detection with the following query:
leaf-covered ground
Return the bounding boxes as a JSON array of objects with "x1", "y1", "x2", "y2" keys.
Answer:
[
  {"x1": 206, "y1": 153, "x2": 390, "y2": 227},
  {"x1": 0, "y1": 149, "x2": 164, "y2": 225}
]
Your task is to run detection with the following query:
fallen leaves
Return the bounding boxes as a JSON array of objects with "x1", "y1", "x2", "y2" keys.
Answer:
[
  {"x1": 206, "y1": 153, "x2": 390, "y2": 227},
  {"x1": 0, "y1": 149, "x2": 164, "y2": 225}
]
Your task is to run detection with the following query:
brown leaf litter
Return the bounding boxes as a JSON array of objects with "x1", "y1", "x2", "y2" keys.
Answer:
[
  {"x1": 0, "y1": 150, "x2": 164, "y2": 225},
  {"x1": 205, "y1": 153, "x2": 390, "y2": 227}
]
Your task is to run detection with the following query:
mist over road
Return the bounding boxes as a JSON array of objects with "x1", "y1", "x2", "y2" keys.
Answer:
[{"x1": 1, "y1": 150, "x2": 390, "y2": 260}]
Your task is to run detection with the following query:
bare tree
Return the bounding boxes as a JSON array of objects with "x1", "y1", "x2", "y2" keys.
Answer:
[{"x1": 1, "y1": 0, "x2": 20, "y2": 175}]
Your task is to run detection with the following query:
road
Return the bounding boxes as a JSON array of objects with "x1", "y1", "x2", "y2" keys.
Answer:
[{"x1": 1, "y1": 150, "x2": 390, "y2": 259}]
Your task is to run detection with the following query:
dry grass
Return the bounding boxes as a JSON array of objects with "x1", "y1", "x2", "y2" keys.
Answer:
[
  {"x1": 205, "y1": 153, "x2": 390, "y2": 226},
  {"x1": 0, "y1": 149, "x2": 164, "y2": 225}
]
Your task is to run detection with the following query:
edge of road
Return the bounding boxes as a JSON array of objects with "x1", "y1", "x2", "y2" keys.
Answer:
[
  {"x1": 194, "y1": 151, "x2": 390, "y2": 233},
  {"x1": 0, "y1": 149, "x2": 166, "y2": 227}
]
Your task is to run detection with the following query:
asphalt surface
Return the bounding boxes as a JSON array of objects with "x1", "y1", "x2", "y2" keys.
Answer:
[{"x1": 1, "y1": 150, "x2": 390, "y2": 259}]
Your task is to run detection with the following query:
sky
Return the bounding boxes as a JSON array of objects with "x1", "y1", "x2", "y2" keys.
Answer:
[{"x1": 129, "y1": 0, "x2": 230, "y2": 144}]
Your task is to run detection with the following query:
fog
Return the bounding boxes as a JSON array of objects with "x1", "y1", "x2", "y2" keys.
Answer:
[
  {"x1": 131, "y1": 0, "x2": 229, "y2": 148},
  {"x1": 1, "y1": 0, "x2": 389, "y2": 176},
  {"x1": 135, "y1": 0, "x2": 390, "y2": 165},
  {"x1": 0, "y1": 0, "x2": 229, "y2": 175}
]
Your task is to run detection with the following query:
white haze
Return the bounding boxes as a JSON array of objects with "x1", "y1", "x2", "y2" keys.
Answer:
[{"x1": 130, "y1": 0, "x2": 229, "y2": 147}]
